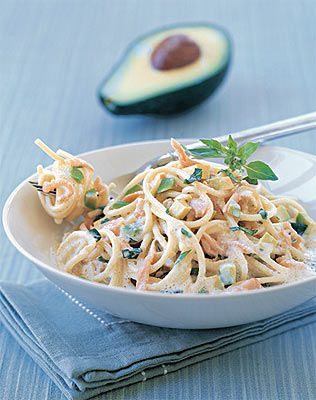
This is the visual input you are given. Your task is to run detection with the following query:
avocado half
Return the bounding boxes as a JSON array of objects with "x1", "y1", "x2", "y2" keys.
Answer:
[{"x1": 98, "y1": 23, "x2": 232, "y2": 116}]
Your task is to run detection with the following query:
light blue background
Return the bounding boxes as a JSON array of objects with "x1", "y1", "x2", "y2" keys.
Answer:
[{"x1": 0, "y1": 1, "x2": 315, "y2": 399}]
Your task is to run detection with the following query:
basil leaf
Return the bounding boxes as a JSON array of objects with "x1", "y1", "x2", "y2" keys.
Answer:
[
  {"x1": 243, "y1": 176, "x2": 258, "y2": 185},
  {"x1": 124, "y1": 184, "x2": 142, "y2": 196},
  {"x1": 181, "y1": 228, "x2": 192, "y2": 238},
  {"x1": 237, "y1": 142, "x2": 260, "y2": 162},
  {"x1": 174, "y1": 250, "x2": 191, "y2": 265},
  {"x1": 230, "y1": 226, "x2": 258, "y2": 235},
  {"x1": 258, "y1": 208, "x2": 268, "y2": 220},
  {"x1": 89, "y1": 228, "x2": 101, "y2": 242},
  {"x1": 98, "y1": 256, "x2": 109, "y2": 263},
  {"x1": 122, "y1": 223, "x2": 141, "y2": 238},
  {"x1": 112, "y1": 201, "x2": 129, "y2": 209},
  {"x1": 100, "y1": 217, "x2": 110, "y2": 224},
  {"x1": 69, "y1": 166, "x2": 84, "y2": 183},
  {"x1": 245, "y1": 161, "x2": 278, "y2": 181},
  {"x1": 227, "y1": 135, "x2": 238, "y2": 153},
  {"x1": 188, "y1": 148, "x2": 224, "y2": 158},
  {"x1": 190, "y1": 267, "x2": 199, "y2": 276},
  {"x1": 122, "y1": 248, "x2": 142, "y2": 259},
  {"x1": 84, "y1": 189, "x2": 98, "y2": 210},
  {"x1": 218, "y1": 169, "x2": 240, "y2": 183},
  {"x1": 290, "y1": 222, "x2": 307, "y2": 236},
  {"x1": 209, "y1": 139, "x2": 227, "y2": 153},
  {"x1": 155, "y1": 177, "x2": 175, "y2": 194},
  {"x1": 184, "y1": 168, "x2": 202, "y2": 184}
]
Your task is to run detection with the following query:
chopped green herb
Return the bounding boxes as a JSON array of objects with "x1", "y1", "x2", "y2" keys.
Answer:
[
  {"x1": 155, "y1": 177, "x2": 175, "y2": 194},
  {"x1": 181, "y1": 228, "x2": 192, "y2": 238},
  {"x1": 69, "y1": 166, "x2": 84, "y2": 183},
  {"x1": 97, "y1": 256, "x2": 109, "y2": 263},
  {"x1": 230, "y1": 226, "x2": 258, "y2": 235},
  {"x1": 190, "y1": 267, "x2": 199, "y2": 276},
  {"x1": 184, "y1": 168, "x2": 202, "y2": 184},
  {"x1": 198, "y1": 287, "x2": 209, "y2": 294},
  {"x1": 89, "y1": 228, "x2": 101, "y2": 242},
  {"x1": 84, "y1": 188, "x2": 98, "y2": 210},
  {"x1": 248, "y1": 253, "x2": 268, "y2": 265},
  {"x1": 122, "y1": 248, "x2": 142, "y2": 259},
  {"x1": 160, "y1": 289, "x2": 184, "y2": 294},
  {"x1": 100, "y1": 217, "x2": 110, "y2": 224},
  {"x1": 290, "y1": 222, "x2": 308, "y2": 236},
  {"x1": 259, "y1": 208, "x2": 268, "y2": 220},
  {"x1": 93, "y1": 214, "x2": 105, "y2": 222},
  {"x1": 166, "y1": 208, "x2": 171, "y2": 215},
  {"x1": 79, "y1": 275, "x2": 86, "y2": 279},
  {"x1": 218, "y1": 169, "x2": 240, "y2": 183},
  {"x1": 112, "y1": 201, "x2": 129, "y2": 209},
  {"x1": 174, "y1": 250, "x2": 191, "y2": 265},
  {"x1": 124, "y1": 184, "x2": 142, "y2": 196},
  {"x1": 122, "y1": 223, "x2": 141, "y2": 238}
]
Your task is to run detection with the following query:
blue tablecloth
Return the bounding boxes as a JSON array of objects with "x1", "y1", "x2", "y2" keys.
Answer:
[{"x1": 1, "y1": 1, "x2": 315, "y2": 399}]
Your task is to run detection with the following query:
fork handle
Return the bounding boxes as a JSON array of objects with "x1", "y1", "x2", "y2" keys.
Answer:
[
  {"x1": 206, "y1": 110, "x2": 316, "y2": 146},
  {"x1": 141, "y1": 111, "x2": 316, "y2": 172}
]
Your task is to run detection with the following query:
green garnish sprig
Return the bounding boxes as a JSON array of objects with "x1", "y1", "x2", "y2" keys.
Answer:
[{"x1": 187, "y1": 136, "x2": 278, "y2": 185}]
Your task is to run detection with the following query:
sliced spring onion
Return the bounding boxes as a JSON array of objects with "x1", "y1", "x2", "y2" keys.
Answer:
[
  {"x1": 84, "y1": 189, "x2": 98, "y2": 210},
  {"x1": 112, "y1": 201, "x2": 129, "y2": 209},
  {"x1": 184, "y1": 168, "x2": 202, "y2": 184},
  {"x1": 69, "y1": 166, "x2": 84, "y2": 183},
  {"x1": 155, "y1": 177, "x2": 175, "y2": 194},
  {"x1": 174, "y1": 250, "x2": 191, "y2": 265},
  {"x1": 181, "y1": 228, "x2": 192, "y2": 238},
  {"x1": 89, "y1": 228, "x2": 101, "y2": 242},
  {"x1": 230, "y1": 226, "x2": 258, "y2": 235},
  {"x1": 122, "y1": 248, "x2": 142, "y2": 259},
  {"x1": 124, "y1": 184, "x2": 142, "y2": 196}
]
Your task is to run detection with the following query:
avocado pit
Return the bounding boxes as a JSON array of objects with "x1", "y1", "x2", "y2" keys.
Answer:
[{"x1": 151, "y1": 34, "x2": 201, "y2": 71}]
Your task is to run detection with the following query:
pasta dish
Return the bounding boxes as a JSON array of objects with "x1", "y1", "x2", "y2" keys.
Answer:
[{"x1": 32, "y1": 138, "x2": 316, "y2": 294}]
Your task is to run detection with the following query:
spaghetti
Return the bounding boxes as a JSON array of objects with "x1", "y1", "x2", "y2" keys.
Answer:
[{"x1": 34, "y1": 138, "x2": 316, "y2": 293}]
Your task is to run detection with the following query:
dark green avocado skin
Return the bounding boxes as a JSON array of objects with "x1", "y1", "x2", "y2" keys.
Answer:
[{"x1": 98, "y1": 23, "x2": 232, "y2": 116}]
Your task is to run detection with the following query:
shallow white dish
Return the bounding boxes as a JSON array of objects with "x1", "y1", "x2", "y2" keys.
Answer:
[{"x1": 3, "y1": 139, "x2": 316, "y2": 329}]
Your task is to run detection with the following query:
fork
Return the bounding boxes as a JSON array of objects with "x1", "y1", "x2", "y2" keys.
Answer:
[
  {"x1": 29, "y1": 111, "x2": 316, "y2": 196},
  {"x1": 28, "y1": 181, "x2": 56, "y2": 196}
]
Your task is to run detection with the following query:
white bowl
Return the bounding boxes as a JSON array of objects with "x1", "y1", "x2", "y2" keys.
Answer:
[{"x1": 2, "y1": 140, "x2": 316, "y2": 329}]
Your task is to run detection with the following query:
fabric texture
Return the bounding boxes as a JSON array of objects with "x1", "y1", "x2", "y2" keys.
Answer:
[{"x1": 0, "y1": 279, "x2": 315, "y2": 400}]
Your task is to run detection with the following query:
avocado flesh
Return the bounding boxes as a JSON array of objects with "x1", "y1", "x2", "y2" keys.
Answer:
[{"x1": 99, "y1": 24, "x2": 231, "y2": 115}]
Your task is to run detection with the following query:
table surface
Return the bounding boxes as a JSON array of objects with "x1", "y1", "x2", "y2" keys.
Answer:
[{"x1": 1, "y1": 1, "x2": 316, "y2": 399}]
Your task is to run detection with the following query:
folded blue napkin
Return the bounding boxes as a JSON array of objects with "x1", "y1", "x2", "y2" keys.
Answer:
[{"x1": 0, "y1": 279, "x2": 315, "y2": 400}]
